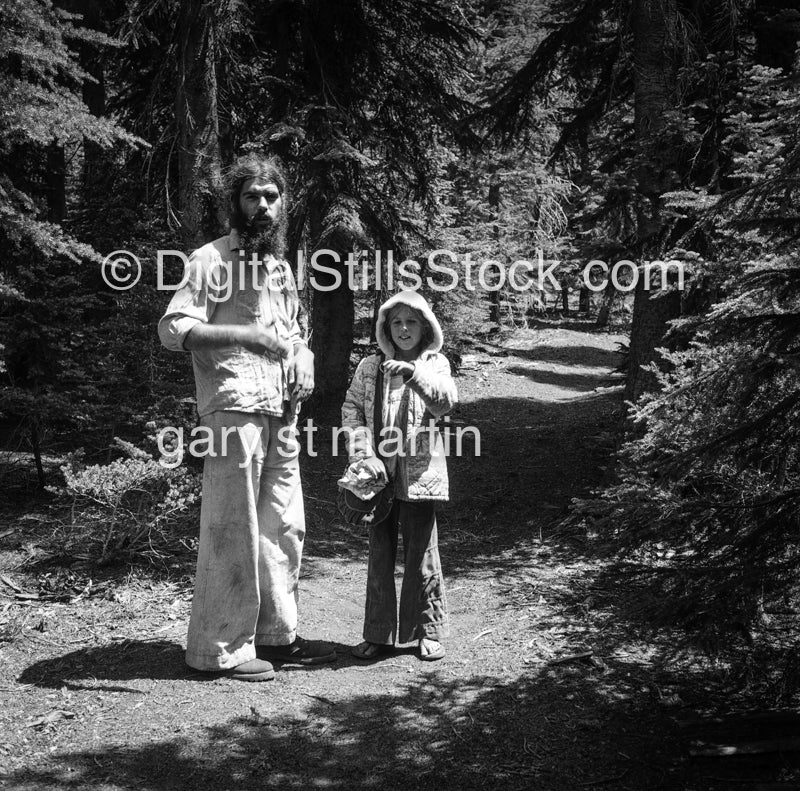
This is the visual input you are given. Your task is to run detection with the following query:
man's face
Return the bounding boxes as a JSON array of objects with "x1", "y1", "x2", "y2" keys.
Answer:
[
  {"x1": 234, "y1": 176, "x2": 286, "y2": 258},
  {"x1": 238, "y1": 177, "x2": 283, "y2": 229}
]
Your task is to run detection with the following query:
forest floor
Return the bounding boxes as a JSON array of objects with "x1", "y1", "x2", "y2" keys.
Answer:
[{"x1": 1, "y1": 321, "x2": 799, "y2": 790}]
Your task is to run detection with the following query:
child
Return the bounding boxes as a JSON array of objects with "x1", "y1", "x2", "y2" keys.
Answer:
[{"x1": 341, "y1": 290, "x2": 457, "y2": 661}]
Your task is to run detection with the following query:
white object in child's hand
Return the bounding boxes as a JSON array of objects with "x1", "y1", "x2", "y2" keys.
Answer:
[{"x1": 336, "y1": 459, "x2": 388, "y2": 501}]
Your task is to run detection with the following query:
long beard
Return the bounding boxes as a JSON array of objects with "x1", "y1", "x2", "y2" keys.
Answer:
[{"x1": 235, "y1": 212, "x2": 287, "y2": 261}]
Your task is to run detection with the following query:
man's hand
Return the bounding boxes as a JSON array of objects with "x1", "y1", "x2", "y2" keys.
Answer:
[
  {"x1": 238, "y1": 324, "x2": 292, "y2": 358},
  {"x1": 382, "y1": 360, "x2": 415, "y2": 379},
  {"x1": 184, "y1": 322, "x2": 290, "y2": 357},
  {"x1": 357, "y1": 456, "x2": 387, "y2": 482},
  {"x1": 289, "y1": 344, "x2": 315, "y2": 401}
]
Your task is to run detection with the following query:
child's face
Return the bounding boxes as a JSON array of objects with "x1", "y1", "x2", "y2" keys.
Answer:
[{"x1": 389, "y1": 306, "x2": 424, "y2": 358}]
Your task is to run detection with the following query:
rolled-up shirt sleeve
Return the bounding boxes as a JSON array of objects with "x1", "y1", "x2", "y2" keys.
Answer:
[{"x1": 158, "y1": 249, "x2": 217, "y2": 352}]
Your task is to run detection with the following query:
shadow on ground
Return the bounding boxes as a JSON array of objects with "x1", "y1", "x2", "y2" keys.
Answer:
[
  {"x1": 503, "y1": 343, "x2": 624, "y2": 369},
  {"x1": 18, "y1": 640, "x2": 188, "y2": 689},
  {"x1": 7, "y1": 657, "x2": 798, "y2": 791},
  {"x1": 16, "y1": 639, "x2": 377, "y2": 691},
  {"x1": 440, "y1": 386, "x2": 619, "y2": 573},
  {"x1": 503, "y1": 363, "x2": 621, "y2": 392}
]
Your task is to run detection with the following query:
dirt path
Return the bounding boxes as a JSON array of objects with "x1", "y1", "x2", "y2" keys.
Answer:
[{"x1": 0, "y1": 326, "x2": 794, "y2": 790}]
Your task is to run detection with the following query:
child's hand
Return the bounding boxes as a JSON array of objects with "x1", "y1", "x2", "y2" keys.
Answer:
[{"x1": 382, "y1": 360, "x2": 415, "y2": 379}]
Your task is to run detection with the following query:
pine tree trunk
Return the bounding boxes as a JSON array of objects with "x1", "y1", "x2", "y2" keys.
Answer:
[
  {"x1": 624, "y1": 0, "x2": 681, "y2": 405},
  {"x1": 60, "y1": 0, "x2": 105, "y2": 187},
  {"x1": 81, "y1": 57, "x2": 105, "y2": 188},
  {"x1": 46, "y1": 143, "x2": 65, "y2": 223},
  {"x1": 175, "y1": 0, "x2": 228, "y2": 248},
  {"x1": 308, "y1": 203, "x2": 355, "y2": 415},
  {"x1": 488, "y1": 174, "x2": 502, "y2": 326},
  {"x1": 579, "y1": 284, "x2": 591, "y2": 313},
  {"x1": 310, "y1": 262, "x2": 354, "y2": 414},
  {"x1": 625, "y1": 286, "x2": 681, "y2": 401},
  {"x1": 30, "y1": 422, "x2": 45, "y2": 489},
  {"x1": 595, "y1": 281, "x2": 617, "y2": 328}
]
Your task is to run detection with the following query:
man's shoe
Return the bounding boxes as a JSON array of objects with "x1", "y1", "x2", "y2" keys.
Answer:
[
  {"x1": 257, "y1": 636, "x2": 337, "y2": 665},
  {"x1": 229, "y1": 657, "x2": 276, "y2": 680},
  {"x1": 194, "y1": 657, "x2": 275, "y2": 682}
]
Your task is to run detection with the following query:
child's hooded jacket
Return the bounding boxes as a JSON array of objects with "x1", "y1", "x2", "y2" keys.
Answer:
[{"x1": 341, "y1": 290, "x2": 457, "y2": 501}]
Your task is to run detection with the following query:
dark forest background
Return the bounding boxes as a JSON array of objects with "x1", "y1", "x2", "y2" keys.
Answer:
[{"x1": 2, "y1": 0, "x2": 800, "y2": 662}]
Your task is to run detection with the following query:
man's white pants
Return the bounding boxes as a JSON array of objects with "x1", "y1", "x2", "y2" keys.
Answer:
[{"x1": 185, "y1": 412, "x2": 305, "y2": 671}]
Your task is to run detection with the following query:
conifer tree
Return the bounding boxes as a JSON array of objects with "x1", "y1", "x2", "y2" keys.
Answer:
[
  {"x1": 236, "y1": 0, "x2": 476, "y2": 407},
  {"x1": 0, "y1": 0, "x2": 140, "y2": 482}
]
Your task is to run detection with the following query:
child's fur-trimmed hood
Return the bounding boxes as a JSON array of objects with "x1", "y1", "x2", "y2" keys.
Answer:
[{"x1": 375, "y1": 290, "x2": 444, "y2": 358}]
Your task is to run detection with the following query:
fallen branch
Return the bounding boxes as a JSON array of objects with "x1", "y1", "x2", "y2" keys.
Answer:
[
  {"x1": 0, "y1": 574, "x2": 22, "y2": 593},
  {"x1": 550, "y1": 650, "x2": 594, "y2": 665},
  {"x1": 302, "y1": 693, "x2": 335, "y2": 706},
  {"x1": 690, "y1": 738, "x2": 800, "y2": 757},
  {"x1": 26, "y1": 710, "x2": 76, "y2": 729}
]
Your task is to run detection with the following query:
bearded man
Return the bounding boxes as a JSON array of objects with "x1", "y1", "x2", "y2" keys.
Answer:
[{"x1": 159, "y1": 154, "x2": 335, "y2": 680}]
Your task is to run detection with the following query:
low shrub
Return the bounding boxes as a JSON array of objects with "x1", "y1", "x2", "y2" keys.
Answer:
[{"x1": 52, "y1": 438, "x2": 201, "y2": 566}]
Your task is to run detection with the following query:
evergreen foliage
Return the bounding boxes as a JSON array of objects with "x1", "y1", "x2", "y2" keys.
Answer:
[
  {"x1": 571, "y1": 16, "x2": 800, "y2": 637},
  {"x1": 475, "y1": 0, "x2": 800, "y2": 638},
  {"x1": 0, "y1": 0, "x2": 144, "y2": 480},
  {"x1": 239, "y1": 0, "x2": 478, "y2": 404}
]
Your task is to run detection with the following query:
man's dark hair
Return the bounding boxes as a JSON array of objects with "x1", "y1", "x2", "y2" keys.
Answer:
[{"x1": 225, "y1": 154, "x2": 287, "y2": 230}]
